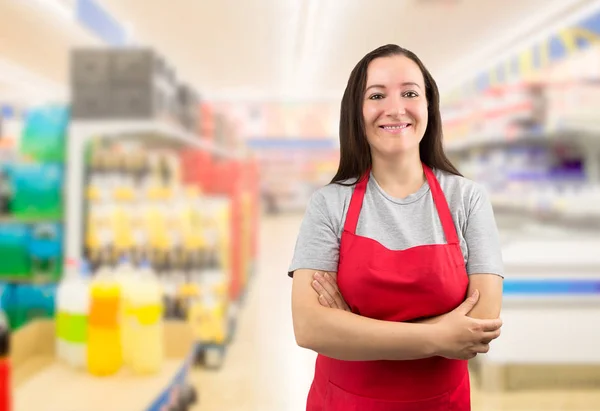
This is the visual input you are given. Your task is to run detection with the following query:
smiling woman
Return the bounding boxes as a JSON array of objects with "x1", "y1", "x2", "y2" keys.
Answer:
[{"x1": 289, "y1": 44, "x2": 504, "y2": 411}]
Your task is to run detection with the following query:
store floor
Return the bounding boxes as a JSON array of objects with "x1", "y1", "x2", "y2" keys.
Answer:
[{"x1": 189, "y1": 214, "x2": 600, "y2": 411}]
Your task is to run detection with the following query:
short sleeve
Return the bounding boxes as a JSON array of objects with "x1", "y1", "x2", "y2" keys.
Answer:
[
  {"x1": 464, "y1": 184, "x2": 504, "y2": 277},
  {"x1": 288, "y1": 191, "x2": 340, "y2": 277}
]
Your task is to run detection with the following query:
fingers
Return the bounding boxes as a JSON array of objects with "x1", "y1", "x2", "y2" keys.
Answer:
[
  {"x1": 318, "y1": 294, "x2": 331, "y2": 307},
  {"x1": 479, "y1": 318, "x2": 503, "y2": 332},
  {"x1": 454, "y1": 290, "x2": 479, "y2": 315},
  {"x1": 311, "y1": 278, "x2": 334, "y2": 307},
  {"x1": 481, "y1": 327, "x2": 501, "y2": 343},
  {"x1": 464, "y1": 352, "x2": 478, "y2": 360},
  {"x1": 311, "y1": 272, "x2": 349, "y2": 310},
  {"x1": 320, "y1": 272, "x2": 351, "y2": 311},
  {"x1": 316, "y1": 272, "x2": 346, "y2": 309},
  {"x1": 474, "y1": 343, "x2": 490, "y2": 354}
]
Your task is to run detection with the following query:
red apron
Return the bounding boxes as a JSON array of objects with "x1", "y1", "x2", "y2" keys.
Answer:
[{"x1": 306, "y1": 164, "x2": 471, "y2": 411}]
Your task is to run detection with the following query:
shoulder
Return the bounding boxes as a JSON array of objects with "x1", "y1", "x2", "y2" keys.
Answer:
[
  {"x1": 433, "y1": 168, "x2": 490, "y2": 210},
  {"x1": 304, "y1": 178, "x2": 357, "y2": 231},
  {"x1": 309, "y1": 178, "x2": 357, "y2": 208}
]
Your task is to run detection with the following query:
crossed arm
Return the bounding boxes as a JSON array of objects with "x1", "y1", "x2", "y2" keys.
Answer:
[
  {"x1": 312, "y1": 271, "x2": 503, "y2": 321},
  {"x1": 292, "y1": 268, "x2": 503, "y2": 362}
]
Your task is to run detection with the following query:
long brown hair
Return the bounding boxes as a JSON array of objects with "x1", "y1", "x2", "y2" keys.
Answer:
[{"x1": 330, "y1": 44, "x2": 461, "y2": 185}]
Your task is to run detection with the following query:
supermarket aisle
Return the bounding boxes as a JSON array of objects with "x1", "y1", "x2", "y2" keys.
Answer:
[
  {"x1": 190, "y1": 213, "x2": 600, "y2": 411},
  {"x1": 190, "y1": 213, "x2": 315, "y2": 411}
]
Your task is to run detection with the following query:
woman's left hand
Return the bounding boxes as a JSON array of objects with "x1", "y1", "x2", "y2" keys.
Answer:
[{"x1": 311, "y1": 271, "x2": 351, "y2": 311}]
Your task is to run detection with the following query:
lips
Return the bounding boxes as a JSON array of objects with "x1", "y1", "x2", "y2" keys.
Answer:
[{"x1": 379, "y1": 123, "x2": 411, "y2": 130}]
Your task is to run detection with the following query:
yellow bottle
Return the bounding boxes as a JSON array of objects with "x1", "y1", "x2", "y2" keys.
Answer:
[
  {"x1": 115, "y1": 257, "x2": 136, "y2": 368},
  {"x1": 192, "y1": 287, "x2": 227, "y2": 344},
  {"x1": 126, "y1": 261, "x2": 164, "y2": 375},
  {"x1": 87, "y1": 266, "x2": 122, "y2": 376}
]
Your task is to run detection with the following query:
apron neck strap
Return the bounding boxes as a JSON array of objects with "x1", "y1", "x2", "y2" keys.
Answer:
[
  {"x1": 343, "y1": 164, "x2": 460, "y2": 245},
  {"x1": 423, "y1": 164, "x2": 459, "y2": 245},
  {"x1": 343, "y1": 170, "x2": 370, "y2": 234}
]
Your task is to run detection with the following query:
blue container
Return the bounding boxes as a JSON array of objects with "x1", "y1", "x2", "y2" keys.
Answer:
[
  {"x1": 12, "y1": 284, "x2": 57, "y2": 330},
  {"x1": 0, "y1": 223, "x2": 31, "y2": 277},
  {"x1": 29, "y1": 223, "x2": 63, "y2": 281},
  {"x1": 20, "y1": 105, "x2": 69, "y2": 163},
  {"x1": 10, "y1": 163, "x2": 64, "y2": 220}
]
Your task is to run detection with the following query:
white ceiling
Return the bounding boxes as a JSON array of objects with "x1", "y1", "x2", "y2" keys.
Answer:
[
  {"x1": 1, "y1": 0, "x2": 599, "y2": 103},
  {"x1": 99, "y1": 0, "x2": 597, "y2": 101}
]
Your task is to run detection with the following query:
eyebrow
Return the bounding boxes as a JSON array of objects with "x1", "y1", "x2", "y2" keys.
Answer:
[{"x1": 366, "y1": 82, "x2": 422, "y2": 91}]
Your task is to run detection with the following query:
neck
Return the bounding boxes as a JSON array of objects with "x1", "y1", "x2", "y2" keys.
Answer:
[{"x1": 370, "y1": 151, "x2": 425, "y2": 198}]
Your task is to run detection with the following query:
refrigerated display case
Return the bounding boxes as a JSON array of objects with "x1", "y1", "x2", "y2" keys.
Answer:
[{"x1": 442, "y1": 5, "x2": 600, "y2": 391}]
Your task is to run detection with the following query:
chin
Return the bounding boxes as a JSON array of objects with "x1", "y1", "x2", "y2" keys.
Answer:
[
  {"x1": 373, "y1": 143, "x2": 420, "y2": 159},
  {"x1": 371, "y1": 137, "x2": 421, "y2": 156}
]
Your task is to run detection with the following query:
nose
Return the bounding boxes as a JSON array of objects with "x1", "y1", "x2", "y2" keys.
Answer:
[{"x1": 383, "y1": 93, "x2": 407, "y2": 118}]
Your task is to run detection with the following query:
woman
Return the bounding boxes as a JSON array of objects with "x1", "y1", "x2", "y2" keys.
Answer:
[{"x1": 289, "y1": 44, "x2": 504, "y2": 410}]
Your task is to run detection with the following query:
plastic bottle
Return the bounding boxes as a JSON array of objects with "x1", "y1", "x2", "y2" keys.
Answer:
[
  {"x1": 63, "y1": 260, "x2": 91, "y2": 369},
  {"x1": 55, "y1": 260, "x2": 74, "y2": 362},
  {"x1": 115, "y1": 256, "x2": 136, "y2": 367},
  {"x1": 56, "y1": 258, "x2": 90, "y2": 367},
  {"x1": 0, "y1": 310, "x2": 10, "y2": 411},
  {"x1": 87, "y1": 264, "x2": 122, "y2": 376},
  {"x1": 126, "y1": 260, "x2": 164, "y2": 375},
  {"x1": 198, "y1": 251, "x2": 228, "y2": 345}
]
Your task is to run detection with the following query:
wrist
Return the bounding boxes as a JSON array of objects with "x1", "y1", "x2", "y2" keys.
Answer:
[{"x1": 418, "y1": 323, "x2": 441, "y2": 358}]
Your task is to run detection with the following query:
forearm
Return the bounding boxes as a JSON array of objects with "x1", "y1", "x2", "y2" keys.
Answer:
[
  {"x1": 293, "y1": 305, "x2": 437, "y2": 361},
  {"x1": 414, "y1": 275, "x2": 503, "y2": 324}
]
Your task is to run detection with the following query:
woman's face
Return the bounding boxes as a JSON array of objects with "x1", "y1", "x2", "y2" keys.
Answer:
[{"x1": 362, "y1": 55, "x2": 428, "y2": 159}]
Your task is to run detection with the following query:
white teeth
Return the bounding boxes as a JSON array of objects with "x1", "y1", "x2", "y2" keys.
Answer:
[{"x1": 383, "y1": 124, "x2": 409, "y2": 130}]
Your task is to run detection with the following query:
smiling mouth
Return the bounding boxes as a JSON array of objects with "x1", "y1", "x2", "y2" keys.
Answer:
[{"x1": 380, "y1": 124, "x2": 411, "y2": 130}]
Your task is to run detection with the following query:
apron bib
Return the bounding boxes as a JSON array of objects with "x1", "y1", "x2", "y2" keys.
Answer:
[{"x1": 307, "y1": 164, "x2": 470, "y2": 411}]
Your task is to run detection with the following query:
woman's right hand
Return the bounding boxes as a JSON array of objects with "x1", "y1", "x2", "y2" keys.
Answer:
[{"x1": 433, "y1": 290, "x2": 503, "y2": 360}]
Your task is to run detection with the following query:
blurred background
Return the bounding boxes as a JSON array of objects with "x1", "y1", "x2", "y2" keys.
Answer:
[{"x1": 2, "y1": 0, "x2": 600, "y2": 410}]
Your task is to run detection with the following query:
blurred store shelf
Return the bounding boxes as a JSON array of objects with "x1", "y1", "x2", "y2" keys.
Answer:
[
  {"x1": 70, "y1": 120, "x2": 243, "y2": 158},
  {"x1": 0, "y1": 216, "x2": 62, "y2": 224},
  {"x1": 446, "y1": 126, "x2": 600, "y2": 155},
  {"x1": 491, "y1": 192, "x2": 600, "y2": 230}
]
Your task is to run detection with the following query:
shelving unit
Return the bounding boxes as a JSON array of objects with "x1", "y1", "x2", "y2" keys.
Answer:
[
  {"x1": 64, "y1": 120, "x2": 243, "y2": 266},
  {"x1": 0, "y1": 217, "x2": 63, "y2": 224},
  {"x1": 440, "y1": 5, "x2": 600, "y2": 391}
]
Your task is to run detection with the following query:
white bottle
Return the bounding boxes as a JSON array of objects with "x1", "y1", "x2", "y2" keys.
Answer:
[
  {"x1": 56, "y1": 259, "x2": 91, "y2": 369},
  {"x1": 127, "y1": 260, "x2": 164, "y2": 374},
  {"x1": 55, "y1": 259, "x2": 76, "y2": 362}
]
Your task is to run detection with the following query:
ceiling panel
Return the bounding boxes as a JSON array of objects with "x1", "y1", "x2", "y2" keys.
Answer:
[
  {"x1": 101, "y1": 0, "x2": 597, "y2": 100},
  {"x1": 3, "y1": 0, "x2": 596, "y2": 102}
]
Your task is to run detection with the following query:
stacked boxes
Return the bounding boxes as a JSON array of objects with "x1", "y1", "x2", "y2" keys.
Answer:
[
  {"x1": 71, "y1": 49, "x2": 116, "y2": 119},
  {"x1": 176, "y1": 84, "x2": 201, "y2": 132},
  {"x1": 71, "y1": 48, "x2": 201, "y2": 130},
  {"x1": 110, "y1": 49, "x2": 177, "y2": 121}
]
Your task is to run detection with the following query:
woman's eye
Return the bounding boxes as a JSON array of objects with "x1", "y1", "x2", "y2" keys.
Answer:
[
  {"x1": 404, "y1": 91, "x2": 419, "y2": 98},
  {"x1": 369, "y1": 94, "x2": 384, "y2": 100}
]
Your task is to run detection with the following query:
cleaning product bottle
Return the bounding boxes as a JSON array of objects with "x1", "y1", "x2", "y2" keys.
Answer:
[
  {"x1": 0, "y1": 309, "x2": 10, "y2": 411},
  {"x1": 55, "y1": 259, "x2": 78, "y2": 362},
  {"x1": 127, "y1": 260, "x2": 164, "y2": 375},
  {"x1": 63, "y1": 260, "x2": 91, "y2": 369},
  {"x1": 87, "y1": 264, "x2": 122, "y2": 376},
  {"x1": 56, "y1": 259, "x2": 74, "y2": 362}
]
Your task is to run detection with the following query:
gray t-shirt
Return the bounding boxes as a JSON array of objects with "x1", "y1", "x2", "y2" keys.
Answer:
[{"x1": 288, "y1": 168, "x2": 504, "y2": 277}]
